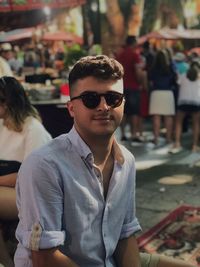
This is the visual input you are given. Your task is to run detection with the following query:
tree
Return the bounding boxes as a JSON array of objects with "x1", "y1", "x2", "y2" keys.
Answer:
[
  {"x1": 102, "y1": 0, "x2": 145, "y2": 54},
  {"x1": 84, "y1": 0, "x2": 199, "y2": 55},
  {"x1": 140, "y1": 0, "x2": 184, "y2": 34}
]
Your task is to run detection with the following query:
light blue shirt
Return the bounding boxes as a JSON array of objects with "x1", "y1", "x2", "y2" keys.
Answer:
[{"x1": 14, "y1": 127, "x2": 141, "y2": 267}]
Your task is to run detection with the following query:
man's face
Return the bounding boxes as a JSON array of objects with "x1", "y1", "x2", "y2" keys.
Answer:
[{"x1": 67, "y1": 76, "x2": 124, "y2": 140}]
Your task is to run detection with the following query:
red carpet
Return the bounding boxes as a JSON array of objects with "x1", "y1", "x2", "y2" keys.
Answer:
[{"x1": 137, "y1": 205, "x2": 200, "y2": 266}]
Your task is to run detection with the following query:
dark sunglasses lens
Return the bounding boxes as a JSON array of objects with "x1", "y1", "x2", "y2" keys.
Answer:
[
  {"x1": 82, "y1": 93, "x2": 100, "y2": 109},
  {"x1": 105, "y1": 93, "x2": 123, "y2": 107}
]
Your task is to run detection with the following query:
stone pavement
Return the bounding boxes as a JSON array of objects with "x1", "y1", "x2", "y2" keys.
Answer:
[{"x1": 115, "y1": 123, "x2": 200, "y2": 235}]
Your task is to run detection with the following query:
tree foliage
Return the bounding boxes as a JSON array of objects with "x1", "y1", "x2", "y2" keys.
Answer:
[{"x1": 140, "y1": 0, "x2": 184, "y2": 34}]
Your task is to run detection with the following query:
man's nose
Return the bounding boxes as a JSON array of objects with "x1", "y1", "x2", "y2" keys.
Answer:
[{"x1": 97, "y1": 96, "x2": 110, "y2": 110}]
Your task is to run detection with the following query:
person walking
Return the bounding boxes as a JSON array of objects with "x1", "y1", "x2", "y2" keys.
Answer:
[
  {"x1": 14, "y1": 55, "x2": 195, "y2": 267},
  {"x1": 116, "y1": 36, "x2": 143, "y2": 143},
  {"x1": 170, "y1": 60, "x2": 200, "y2": 153},
  {"x1": 148, "y1": 49, "x2": 177, "y2": 147}
]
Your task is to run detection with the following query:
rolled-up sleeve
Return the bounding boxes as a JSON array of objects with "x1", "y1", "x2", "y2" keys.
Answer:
[
  {"x1": 120, "y1": 218, "x2": 141, "y2": 239},
  {"x1": 16, "y1": 153, "x2": 65, "y2": 250}
]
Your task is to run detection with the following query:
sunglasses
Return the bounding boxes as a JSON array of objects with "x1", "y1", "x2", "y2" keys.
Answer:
[{"x1": 70, "y1": 91, "x2": 124, "y2": 109}]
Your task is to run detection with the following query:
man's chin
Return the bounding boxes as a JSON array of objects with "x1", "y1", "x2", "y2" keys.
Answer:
[{"x1": 91, "y1": 128, "x2": 115, "y2": 138}]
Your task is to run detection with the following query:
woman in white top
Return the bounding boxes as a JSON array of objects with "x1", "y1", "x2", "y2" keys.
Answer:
[
  {"x1": 0, "y1": 76, "x2": 52, "y2": 267},
  {"x1": 170, "y1": 61, "x2": 200, "y2": 153}
]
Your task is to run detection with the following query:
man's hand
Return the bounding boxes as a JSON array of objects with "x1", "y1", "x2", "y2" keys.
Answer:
[
  {"x1": 32, "y1": 247, "x2": 79, "y2": 267},
  {"x1": 114, "y1": 235, "x2": 141, "y2": 267}
]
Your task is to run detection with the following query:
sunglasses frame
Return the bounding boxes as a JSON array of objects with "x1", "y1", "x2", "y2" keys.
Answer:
[{"x1": 70, "y1": 91, "x2": 124, "y2": 109}]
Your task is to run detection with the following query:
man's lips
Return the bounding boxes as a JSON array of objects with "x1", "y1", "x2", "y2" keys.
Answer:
[{"x1": 93, "y1": 116, "x2": 112, "y2": 120}]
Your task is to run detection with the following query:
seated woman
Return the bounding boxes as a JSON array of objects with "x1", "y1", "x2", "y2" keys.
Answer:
[{"x1": 0, "y1": 76, "x2": 52, "y2": 267}]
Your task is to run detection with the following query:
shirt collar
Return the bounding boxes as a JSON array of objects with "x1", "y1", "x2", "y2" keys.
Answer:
[
  {"x1": 112, "y1": 139, "x2": 125, "y2": 165},
  {"x1": 67, "y1": 126, "x2": 124, "y2": 165}
]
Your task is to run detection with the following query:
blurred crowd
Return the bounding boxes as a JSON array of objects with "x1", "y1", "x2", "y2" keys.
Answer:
[
  {"x1": 1, "y1": 38, "x2": 200, "y2": 154},
  {"x1": 115, "y1": 37, "x2": 200, "y2": 154},
  {"x1": 0, "y1": 42, "x2": 69, "y2": 78}
]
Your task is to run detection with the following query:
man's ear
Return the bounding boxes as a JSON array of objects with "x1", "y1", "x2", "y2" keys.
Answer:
[{"x1": 66, "y1": 101, "x2": 75, "y2": 118}]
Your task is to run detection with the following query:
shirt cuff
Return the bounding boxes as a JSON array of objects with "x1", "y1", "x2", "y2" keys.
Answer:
[
  {"x1": 21, "y1": 223, "x2": 65, "y2": 251},
  {"x1": 120, "y1": 218, "x2": 142, "y2": 239}
]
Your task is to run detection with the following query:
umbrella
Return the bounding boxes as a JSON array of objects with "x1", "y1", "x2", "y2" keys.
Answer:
[
  {"x1": 42, "y1": 31, "x2": 83, "y2": 45},
  {"x1": 188, "y1": 47, "x2": 200, "y2": 55}
]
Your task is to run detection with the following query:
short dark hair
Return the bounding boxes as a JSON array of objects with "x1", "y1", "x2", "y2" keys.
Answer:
[
  {"x1": 68, "y1": 55, "x2": 124, "y2": 95},
  {"x1": 187, "y1": 61, "x2": 200, "y2": 81},
  {"x1": 126, "y1": 36, "x2": 137, "y2": 46}
]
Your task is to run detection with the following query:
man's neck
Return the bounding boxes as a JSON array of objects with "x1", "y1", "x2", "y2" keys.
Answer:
[{"x1": 85, "y1": 135, "x2": 114, "y2": 166}]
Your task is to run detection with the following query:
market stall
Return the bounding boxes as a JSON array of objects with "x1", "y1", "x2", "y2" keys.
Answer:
[{"x1": 138, "y1": 28, "x2": 200, "y2": 46}]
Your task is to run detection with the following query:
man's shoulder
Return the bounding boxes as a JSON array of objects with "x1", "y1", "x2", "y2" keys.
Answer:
[
  {"x1": 18, "y1": 134, "x2": 74, "y2": 185},
  {"x1": 25, "y1": 133, "x2": 71, "y2": 162}
]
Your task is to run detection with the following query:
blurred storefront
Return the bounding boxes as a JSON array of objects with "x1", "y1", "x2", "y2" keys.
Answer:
[
  {"x1": 0, "y1": 0, "x2": 86, "y2": 32},
  {"x1": 0, "y1": 0, "x2": 86, "y2": 12}
]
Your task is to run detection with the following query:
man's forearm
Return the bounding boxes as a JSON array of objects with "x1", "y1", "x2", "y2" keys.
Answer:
[
  {"x1": 32, "y1": 248, "x2": 79, "y2": 267},
  {"x1": 114, "y1": 235, "x2": 141, "y2": 267}
]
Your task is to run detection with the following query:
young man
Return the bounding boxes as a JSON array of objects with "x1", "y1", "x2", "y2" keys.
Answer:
[{"x1": 14, "y1": 55, "x2": 195, "y2": 267}]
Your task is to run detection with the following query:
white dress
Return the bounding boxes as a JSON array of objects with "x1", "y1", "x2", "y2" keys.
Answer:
[
  {"x1": 0, "y1": 117, "x2": 52, "y2": 163},
  {"x1": 149, "y1": 90, "x2": 175, "y2": 115}
]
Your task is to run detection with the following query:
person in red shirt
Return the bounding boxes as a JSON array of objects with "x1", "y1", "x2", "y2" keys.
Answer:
[{"x1": 116, "y1": 36, "x2": 143, "y2": 143}]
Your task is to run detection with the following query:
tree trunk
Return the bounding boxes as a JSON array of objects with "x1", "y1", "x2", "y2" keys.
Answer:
[
  {"x1": 127, "y1": 0, "x2": 145, "y2": 36},
  {"x1": 105, "y1": 0, "x2": 125, "y2": 47}
]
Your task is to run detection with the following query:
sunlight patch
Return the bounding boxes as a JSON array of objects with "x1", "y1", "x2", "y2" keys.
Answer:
[{"x1": 158, "y1": 174, "x2": 193, "y2": 185}]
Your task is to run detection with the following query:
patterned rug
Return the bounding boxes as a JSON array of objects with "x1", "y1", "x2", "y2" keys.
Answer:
[{"x1": 137, "y1": 205, "x2": 200, "y2": 266}]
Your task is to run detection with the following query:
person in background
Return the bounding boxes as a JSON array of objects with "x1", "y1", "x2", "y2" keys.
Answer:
[
  {"x1": 137, "y1": 53, "x2": 149, "y2": 141},
  {"x1": 173, "y1": 52, "x2": 190, "y2": 132},
  {"x1": 169, "y1": 60, "x2": 200, "y2": 154},
  {"x1": 173, "y1": 52, "x2": 189, "y2": 75},
  {"x1": 0, "y1": 76, "x2": 52, "y2": 267},
  {"x1": 116, "y1": 36, "x2": 143, "y2": 143},
  {"x1": 148, "y1": 49, "x2": 177, "y2": 147},
  {"x1": 0, "y1": 43, "x2": 13, "y2": 77},
  {"x1": 23, "y1": 44, "x2": 40, "y2": 69},
  {"x1": 141, "y1": 41, "x2": 155, "y2": 75},
  {"x1": 14, "y1": 55, "x2": 195, "y2": 267},
  {"x1": 8, "y1": 49, "x2": 23, "y2": 76}
]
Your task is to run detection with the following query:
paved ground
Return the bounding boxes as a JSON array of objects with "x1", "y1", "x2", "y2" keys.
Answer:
[{"x1": 116, "y1": 120, "x2": 200, "y2": 235}]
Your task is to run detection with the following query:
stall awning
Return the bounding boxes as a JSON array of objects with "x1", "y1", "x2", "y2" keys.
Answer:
[
  {"x1": 42, "y1": 31, "x2": 83, "y2": 45},
  {"x1": 0, "y1": 27, "x2": 35, "y2": 42},
  {"x1": 138, "y1": 28, "x2": 200, "y2": 44},
  {"x1": 0, "y1": 0, "x2": 86, "y2": 12},
  {"x1": 0, "y1": 27, "x2": 84, "y2": 44}
]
